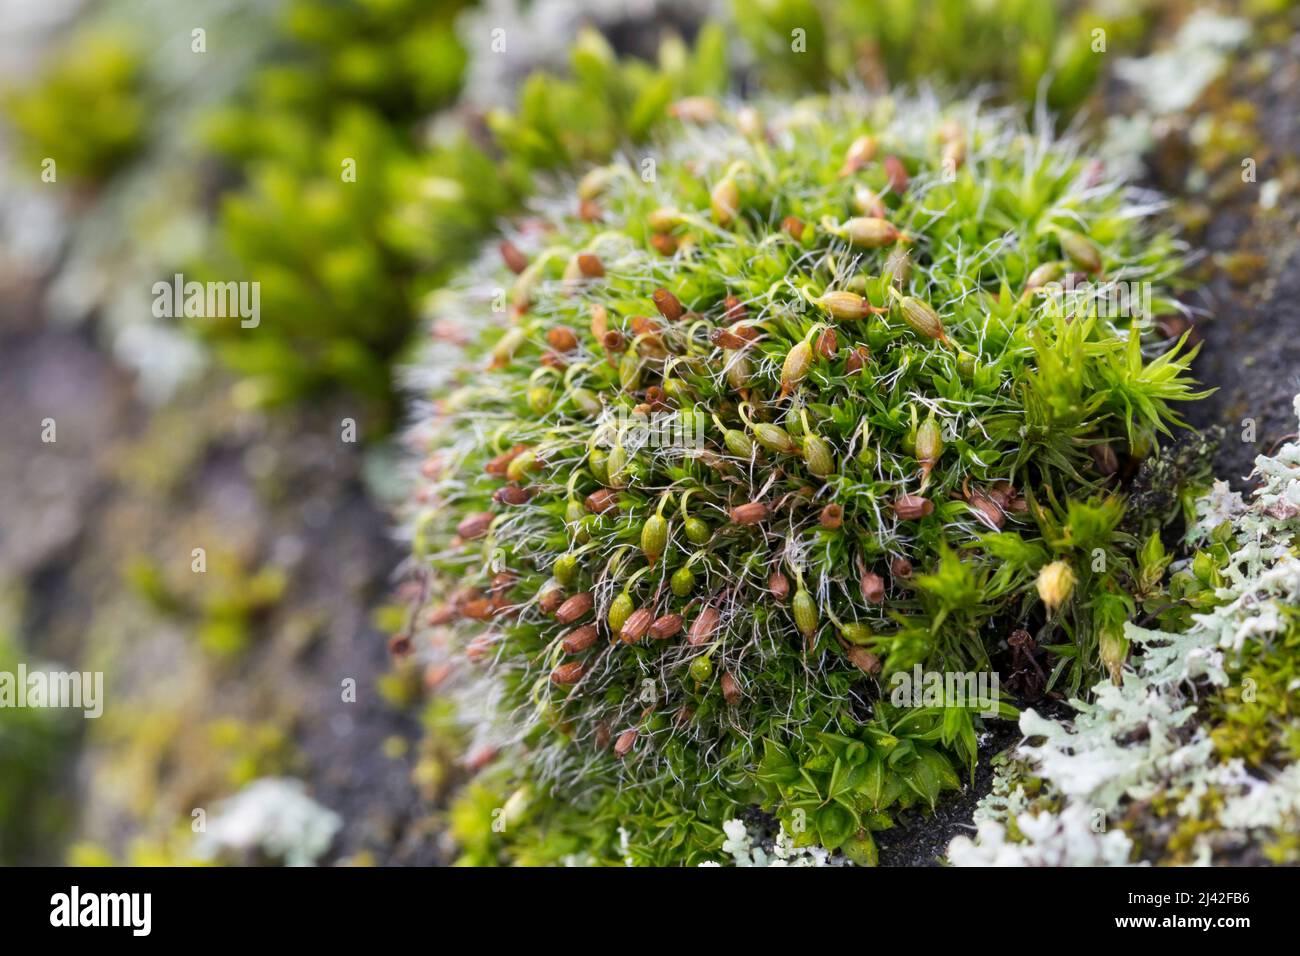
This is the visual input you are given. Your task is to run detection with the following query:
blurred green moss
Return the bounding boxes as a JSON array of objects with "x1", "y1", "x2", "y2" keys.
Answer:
[
  {"x1": 2, "y1": 32, "x2": 147, "y2": 184},
  {"x1": 192, "y1": 0, "x2": 474, "y2": 424},
  {"x1": 125, "y1": 550, "x2": 287, "y2": 660},
  {"x1": 733, "y1": 0, "x2": 1152, "y2": 113},
  {"x1": 0, "y1": 608, "x2": 78, "y2": 865},
  {"x1": 197, "y1": 12, "x2": 731, "y2": 429}
]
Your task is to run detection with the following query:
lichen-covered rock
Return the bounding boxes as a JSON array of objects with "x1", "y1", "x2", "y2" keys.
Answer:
[
  {"x1": 700, "y1": 818, "x2": 851, "y2": 867},
  {"x1": 949, "y1": 394, "x2": 1300, "y2": 865}
]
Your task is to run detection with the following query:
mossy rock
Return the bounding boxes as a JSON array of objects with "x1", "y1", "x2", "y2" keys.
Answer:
[{"x1": 402, "y1": 90, "x2": 1208, "y2": 864}]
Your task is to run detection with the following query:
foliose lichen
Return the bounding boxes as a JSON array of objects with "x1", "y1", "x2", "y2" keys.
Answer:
[{"x1": 949, "y1": 395, "x2": 1300, "y2": 866}]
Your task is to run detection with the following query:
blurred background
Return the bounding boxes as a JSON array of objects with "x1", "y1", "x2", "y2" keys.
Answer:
[{"x1": 1, "y1": 0, "x2": 1297, "y2": 865}]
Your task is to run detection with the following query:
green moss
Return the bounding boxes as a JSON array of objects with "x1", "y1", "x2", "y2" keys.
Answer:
[
  {"x1": 408, "y1": 91, "x2": 1206, "y2": 864},
  {"x1": 207, "y1": 718, "x2": 298, "y2": 788},
  {"x1": 2, "y1": 32, "x2": 147, "y2": 184},
  {"x1": 194, "y1": 0, "x2": 474, "y2": 422},
  {"x1": 125, "y1": 552, "x2": 286, "y2": 660},
  {"x1": 196, "y1": 8, "x2": 731, "y2": 428},
  {"x1": 1164, "y1": 511, "x2": 1300, "y2": 772},
  {"x1": 732, "y1": 0, "x2": 1150, "y2": 114},
  {"x1": 1206, "y1": 575, "x2": 1300, "y2": 768},
  {"x1": 200, "y1": 0, "x2": 472, "y2": 158},
  {"x1": 0, "y1": 607, "x2": 78, "y2": 864}
]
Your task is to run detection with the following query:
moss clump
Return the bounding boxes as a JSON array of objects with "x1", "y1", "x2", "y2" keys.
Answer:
[
  {"x1": 731, "y1": 0, "x2": 1151, "y2": 114},
  {"x1": 192, "y1": 0, "x2": 474, "y2": 420},
  {"x1": 403, "y1": 91, "x2": 1206, "y2": 864},
  {"x1": 3, "y1": 32, "x2": 147, "y2": 184},
  {"x1": 196, "y1": 7, "x2": 730, "y2": 427},
  {"x1": 126, "y1": 553, "x2": 287, "y2": 660},
  {"x1": 198, "y1": 0, "x2": 476, "y2": 172}
]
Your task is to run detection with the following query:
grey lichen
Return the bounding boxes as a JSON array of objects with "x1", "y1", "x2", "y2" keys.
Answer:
[{"x1": 192, "y1": 777, "x2": 342, "y2": 867}]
